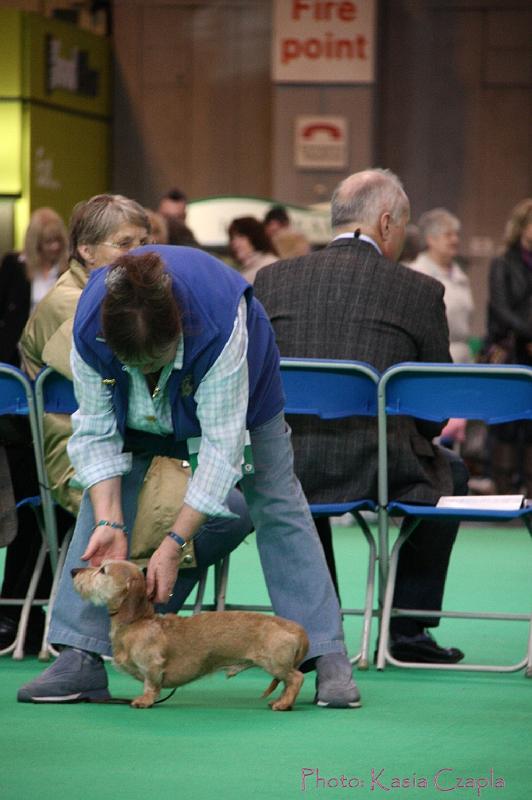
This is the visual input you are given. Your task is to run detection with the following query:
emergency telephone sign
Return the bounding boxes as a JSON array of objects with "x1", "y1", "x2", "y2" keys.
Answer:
[
  {"x1": 272, "y1": 0, "x2": 375, "y2": 84},
  {"x1": 295, "y1": 116, "x2": 348, "y2": 170}
]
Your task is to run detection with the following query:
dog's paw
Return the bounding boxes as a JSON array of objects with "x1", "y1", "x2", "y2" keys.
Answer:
[
  {"x1": 130, "y1": 696, "x2": 155, "y2": 709},
  {"x1": 269, "y1": 699, "x2": 293, "y2": 712}
]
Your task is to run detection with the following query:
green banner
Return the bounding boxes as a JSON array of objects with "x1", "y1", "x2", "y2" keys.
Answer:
[
  {"x1": 0, "y1": 9, "x2": 111, "y2": 245},
  {"x1": 29, "y1": 104, "x2": 110, "y2": 221}
]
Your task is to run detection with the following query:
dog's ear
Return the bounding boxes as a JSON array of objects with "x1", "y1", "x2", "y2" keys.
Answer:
[{"x1": 115, "y1": 569, "x2": 152, "y2": 625}]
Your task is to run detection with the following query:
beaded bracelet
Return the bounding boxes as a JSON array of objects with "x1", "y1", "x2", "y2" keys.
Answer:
[
  {"x1": 95, "y1": 519, "x2": 129, "y2": 534},
  {"x1": 167, "y1": 531, "x2": 187, "y2": 550}
]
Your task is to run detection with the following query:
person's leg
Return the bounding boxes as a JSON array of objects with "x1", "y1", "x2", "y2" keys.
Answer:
[
  {"x1": 490, "y1": 422, "x2": 519, "y2": 494},
  {"x1": 159, "y1": 488, "x2": 253, "y2": 612},
  {"x1": 1, "y1": 443, "x2": 40, "y2": 631},
  {"x1": 240, "y1": 412, "x2": 359, "y2": 708},
  {"x1": 390, "y1": 447, "x2": 469, "y2": 662},
  {"x1": 47, "y1": 456, "x2": 151, "y2": 655}
]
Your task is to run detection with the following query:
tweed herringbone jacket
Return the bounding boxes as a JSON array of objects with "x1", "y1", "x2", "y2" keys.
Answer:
[{"x1": 254, "y1": 237, "x2": 454, "y2": 505}]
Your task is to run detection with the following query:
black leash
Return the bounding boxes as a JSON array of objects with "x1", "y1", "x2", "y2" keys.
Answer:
[{"x1": 88, "y1": 688, "x2": 177, "y2": 706}]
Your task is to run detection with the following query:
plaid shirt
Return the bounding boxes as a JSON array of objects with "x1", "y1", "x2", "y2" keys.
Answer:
[{"x1": 68, "y1": 298, "x2": 248, "y2": 518}]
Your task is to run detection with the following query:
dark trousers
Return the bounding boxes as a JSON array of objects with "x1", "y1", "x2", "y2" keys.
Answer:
[
  {"x1": 1, "y1": 442, "x2": 73, "y2": 629},
  {"x1": 313, "y1": 516, "x2": 340, "y2": 602},
  {"x1": 391, "y1": 447, "x2": 469, "y2": 637}
]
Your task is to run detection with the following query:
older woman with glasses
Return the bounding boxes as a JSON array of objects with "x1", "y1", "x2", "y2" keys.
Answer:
[{"x1": 20, "y1": 194, "x2": 154, "y2": 517}]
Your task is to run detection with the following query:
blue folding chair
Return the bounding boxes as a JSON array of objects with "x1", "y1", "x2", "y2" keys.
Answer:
[
  {"x1": 33, "y1": 367, "x2": 78, "y2": 659},
  {"x1": 376, "y1": 362, "x2": 532, "y2": 673},
  {"x1": 280, "y1": 357, "x2": 380, "y2": 669},
  {"x1": 0, "y1": 363, "x2": 60, "y2": 659}
]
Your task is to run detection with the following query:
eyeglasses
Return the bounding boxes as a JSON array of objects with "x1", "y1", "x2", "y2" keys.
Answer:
[{"x1": 100, "y1": 237, "x2": 150, "y2": 251}]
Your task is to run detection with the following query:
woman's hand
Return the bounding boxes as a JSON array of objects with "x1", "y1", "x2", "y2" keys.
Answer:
[
  {"x1": 82, "y1": 527, "x2": 128, "y2": 566},
  {"x1": 146, "y1": 536, "x2": 182, "y2": 604}
]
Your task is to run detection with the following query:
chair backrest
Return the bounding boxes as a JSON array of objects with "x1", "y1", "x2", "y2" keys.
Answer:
[
  {"x1": 33, "y1": 367, "x2": 77, "y2": 446},
  {"x1": 377, "y1": 362, "x2": 532, "y2": 506},
  {"x1": 0, "y1": 363, "x2": 59, "y2": 568},
  {"x1": 34, "y1": 367, "x2": 77, "y2": 416},
  {"x1": 280, "y1": 357, "x2": 379, "y2": 419},
  {"x1": 380, "y1": 362, "x2": 532, "y2": 424},
  {"x1": 0, "y1": 364, "x2": 33, "y2": 417}
]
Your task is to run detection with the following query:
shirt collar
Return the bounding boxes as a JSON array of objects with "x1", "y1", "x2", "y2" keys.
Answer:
[{"x1": 332, "y1": 232, "x2": 382, "y2": 255}]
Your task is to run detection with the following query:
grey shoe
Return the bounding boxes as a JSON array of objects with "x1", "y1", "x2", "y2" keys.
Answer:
[
  {"x1": 314, "y1": 652, "x2": 361, "y2": 709},
  {"x1": 17, "y1": 647, "x2": 110, "y2": 704}
]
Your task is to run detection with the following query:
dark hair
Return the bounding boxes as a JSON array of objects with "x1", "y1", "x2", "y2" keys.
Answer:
[
  {"x1": 162, "y1": 187, "x2": 187, "y2": 203},
  {"x1": 166, "y1": 218, "x2": 200, "y2": 247},
  {"x1": 264, "y1": 205, "x2": 290, "y2": 227},
  {"x1": 228, "y1": 216, "x2": 272, "y2": 254},
  {"x1": 101, "y1": 252, "x2": 181, "y2": 362}
]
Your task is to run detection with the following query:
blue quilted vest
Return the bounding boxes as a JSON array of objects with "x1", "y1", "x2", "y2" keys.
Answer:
[{"x1": 73, "y1": 245, "x2": 284, "y2": 457}]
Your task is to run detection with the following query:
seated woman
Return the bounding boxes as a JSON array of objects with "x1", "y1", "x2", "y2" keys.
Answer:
[{"x1": 0, "y1": 207, "x2": 68, "y2": 367}]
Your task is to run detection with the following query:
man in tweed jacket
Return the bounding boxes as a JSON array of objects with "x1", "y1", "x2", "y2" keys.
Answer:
[{"x1": 254, "y1": 168, "x2": 467, "y2": 664}]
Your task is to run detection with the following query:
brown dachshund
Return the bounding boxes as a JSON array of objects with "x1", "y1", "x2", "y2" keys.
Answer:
[{"x1": 72, "y1": 560, "x2": 309, "y2": 710}]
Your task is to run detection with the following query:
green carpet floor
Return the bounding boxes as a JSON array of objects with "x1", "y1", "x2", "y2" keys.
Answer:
[{"x1": 1, "y1": 523, "x2": 531, "y2": 800}]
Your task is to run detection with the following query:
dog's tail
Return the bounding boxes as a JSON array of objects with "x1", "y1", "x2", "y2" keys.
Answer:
[{"x1": 261, "y1": 678, "x2": 280, "y2": 698}]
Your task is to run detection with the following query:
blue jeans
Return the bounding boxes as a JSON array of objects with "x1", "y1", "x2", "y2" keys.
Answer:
[
  {"x1": 239, "y1": 412, "x2": 345, "y2": 659},
  {"x1": 49, "y1": 413, "x2": 346, "y2": 660}
]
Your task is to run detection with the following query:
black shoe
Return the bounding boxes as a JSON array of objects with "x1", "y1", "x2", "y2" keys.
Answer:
[
  {"x1": 390, "y1": 630, "x2": 464, "y2": 664},
  {"x1": 0, "y1": 613, "x2": 44, "y2": 654},
  {"x1": 0, "y1": 615, "x2": 19, "y2": 650}
]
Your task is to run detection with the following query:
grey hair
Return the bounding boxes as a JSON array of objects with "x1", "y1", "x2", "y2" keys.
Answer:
[
  {"x1": 417, "y1": 208, "x2": 460, "y2": 247},
  {"x1": 331, "y1": 168, "x2": 408, "y2": 230},
  {"x1": 69, "y1": 194, "x2": 150, "y2": 261}
]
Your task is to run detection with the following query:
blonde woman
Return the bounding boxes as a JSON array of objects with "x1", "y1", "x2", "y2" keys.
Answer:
[
  {"x1": 0, "y1": 208, "x2": 67, "y2": 366},
  {"x1": 23, "y1": 207, "x2": 68, "y2": 310}
]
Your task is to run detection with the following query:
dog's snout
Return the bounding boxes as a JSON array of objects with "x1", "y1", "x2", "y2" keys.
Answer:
[{"x1": 71, "y1": 568, "x2": 82, "y2": 577}]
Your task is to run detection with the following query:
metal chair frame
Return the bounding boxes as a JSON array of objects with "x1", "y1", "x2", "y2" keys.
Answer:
[
  {"x1": 375, "y1": 362, "x2": 532, "y2": 674},
  {"x1": 221, "y1": 358, "x2": 381, "y2": 667},
  {"x1": 0, "y1": 364, "x2": 60, "y2": 659}
]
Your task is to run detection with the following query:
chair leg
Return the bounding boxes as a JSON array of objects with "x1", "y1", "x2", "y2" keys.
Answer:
[
  {"x1": 39, "y1": 525, "x2": 73, "y2": 661},
  {"x1": 351, "y1": 512, "x2": 377, "y2": 669},
  {"x1": 193, "y1": 572, "x2": 208, "y2": 615},
  {"x1": 526, "y1": 613, "x2": 532, "y2": 679},
  {"x1": 215, "y1": 556, "x2": 230, "y2": 611},
  {"x1": 376, "y1": 527, "x2": 410, "y2": 670},
  {"x1": 12, "y1": 540, "x2": 48, "y2": 660}
]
